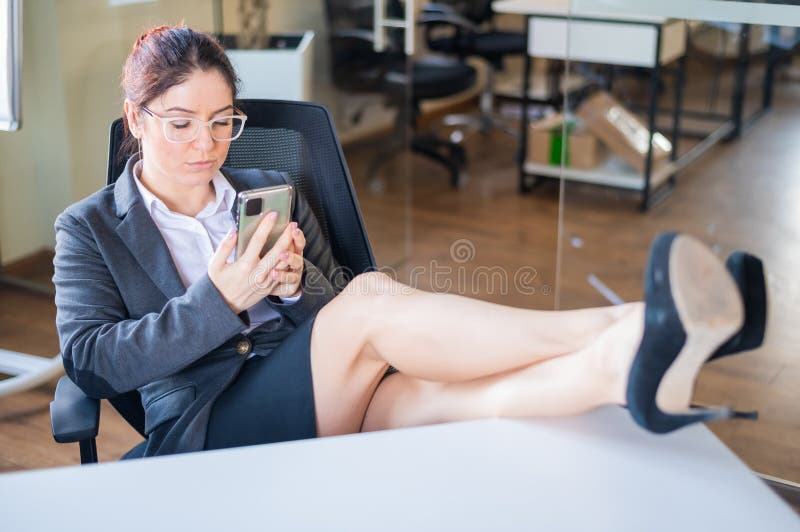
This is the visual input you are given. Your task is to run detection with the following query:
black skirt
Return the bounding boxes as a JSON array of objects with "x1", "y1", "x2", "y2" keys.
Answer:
[
  {"x1": 204, "y1": 313, "x2": 320, "y2": 450},
  {"x1": 204, "y1": 312, "x2": 398, "y2": 450}
]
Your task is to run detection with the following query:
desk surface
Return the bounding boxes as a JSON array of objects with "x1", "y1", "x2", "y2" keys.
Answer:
[
  {"x1": 493, "y1": 0, "x2": 668, "y2": 24},
  {"x1": 2, "y1": 407, "x2": 798, "y2": 531}
]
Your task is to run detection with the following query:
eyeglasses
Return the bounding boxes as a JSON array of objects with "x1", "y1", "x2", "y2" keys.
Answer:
[{"x1": 140, "y1": 105, "x2": 248, "y2": 143}]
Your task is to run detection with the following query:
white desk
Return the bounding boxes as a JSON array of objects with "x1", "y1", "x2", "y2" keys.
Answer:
[{"x1": 2, "y1": 407, "x2": 797, "y2": 531}]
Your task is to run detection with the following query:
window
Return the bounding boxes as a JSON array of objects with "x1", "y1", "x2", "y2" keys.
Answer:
[{"x1": 0, "y1": 0, "x2": 21, "y2": 131}]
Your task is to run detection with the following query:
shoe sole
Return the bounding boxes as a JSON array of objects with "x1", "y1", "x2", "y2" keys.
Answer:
[{"x1": 655, "y1": 235, "x2": 744, "y2": 414}]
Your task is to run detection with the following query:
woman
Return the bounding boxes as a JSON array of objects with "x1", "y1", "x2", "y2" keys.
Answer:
[{"x1": 53, "y1": 25, "x2": 766, "y2": 458}]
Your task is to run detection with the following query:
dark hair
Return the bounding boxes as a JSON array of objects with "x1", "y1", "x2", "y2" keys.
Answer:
[{"x1": 120, "y1": 24, "x2": 239, "y2": 158}]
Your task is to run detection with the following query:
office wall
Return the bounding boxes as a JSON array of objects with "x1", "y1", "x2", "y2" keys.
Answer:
[
  {"x1": 0, "y1": 0, "x2": 70, "y2": 265},
  {"x1": 0, "y1": 0, "x2": 215, "y2": 265},
  {"x1": 0, "y1": 0, "x2": 341, "y2": 265}
]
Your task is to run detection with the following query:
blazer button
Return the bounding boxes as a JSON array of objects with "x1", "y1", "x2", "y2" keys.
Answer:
[{"x1": 236, "y1": 338, "x2": 252, "y2": 356}]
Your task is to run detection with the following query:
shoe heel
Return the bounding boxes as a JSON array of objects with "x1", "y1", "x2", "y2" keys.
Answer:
[
  {"x1": 690, "y1": 403, "x2": 759, "y2": 420},
  {"x1": 628, "y1": 403, "x2": 737, "y2": 434}
]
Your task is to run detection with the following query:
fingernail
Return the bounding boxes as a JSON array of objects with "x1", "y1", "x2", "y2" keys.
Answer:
[
  {"x1": 290, "y1": 222, "x2": 297, "y2": 230},
  {"x1": 271, "y1": 269, "x2": 279, "y2": 278},
  {"x1": 268, "y1": 211, "x2": 278, "y2": 220},
  {"x1": 280, "y1": 252, "x2": 289, "y2": 260},
  {"x1": 293, "y1": 228, "x2": 301, "y2": 236},
  {"x1": 226, "y1": 229, "x2": 236, "y2": 239}
]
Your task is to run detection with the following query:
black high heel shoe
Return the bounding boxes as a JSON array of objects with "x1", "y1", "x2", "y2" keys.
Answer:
[
  {"x1": 626, "y1": 232, "x2": 747, "y2": 434},
  {"x1": 710, "y1": 251, "x2": 767, "y2": 361}
]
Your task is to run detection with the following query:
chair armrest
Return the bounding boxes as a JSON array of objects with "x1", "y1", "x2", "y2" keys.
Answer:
[{"x1": 50, "y1": 375, "x2": 100, "y2": 444}]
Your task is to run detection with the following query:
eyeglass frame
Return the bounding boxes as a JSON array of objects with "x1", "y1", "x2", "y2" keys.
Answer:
[{"x1": 139, "y1": 105, "x2": 248, "y2": 144}]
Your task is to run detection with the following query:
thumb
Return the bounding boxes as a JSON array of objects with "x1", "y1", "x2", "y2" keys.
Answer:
[{"x1": 210, "y1": 229, "x2": 237, "y2": 273}]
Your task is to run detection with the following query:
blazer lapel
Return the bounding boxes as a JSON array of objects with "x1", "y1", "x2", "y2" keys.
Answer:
[
  {"x1": 113, "y1": 156, "x2": 187, "y2": 300},
  {"x1": 110, "y1": 161, "x2": 288, "y2": 301},
  {"x1": 221, "y1": 168, "x2": 246, "y2": 221}
]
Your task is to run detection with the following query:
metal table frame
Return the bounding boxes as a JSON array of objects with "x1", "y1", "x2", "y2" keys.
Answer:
[{"x1": 516, "y1": 18, "x2": 779, "y2": 211}]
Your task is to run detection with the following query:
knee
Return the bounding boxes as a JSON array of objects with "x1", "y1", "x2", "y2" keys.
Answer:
[
  {"x1": 343, "y1": 271, "x2": 397, "y2": 300},
  {"x1": 339, "y1": 271, "x2": 406, "y2": 329}
]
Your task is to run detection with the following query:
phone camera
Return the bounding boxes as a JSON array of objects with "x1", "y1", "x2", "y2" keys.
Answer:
[{"x1": 245, "y1": 197, "x2": 263, "y2": 216}]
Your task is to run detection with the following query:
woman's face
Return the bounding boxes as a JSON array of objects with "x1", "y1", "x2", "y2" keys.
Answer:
[{"x1": 126, "y1": 68, "x2": 234, "y2": 188}]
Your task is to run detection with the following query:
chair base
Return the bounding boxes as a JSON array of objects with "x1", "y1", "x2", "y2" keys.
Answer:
[
  {"x1": 364, "y1": 102, "x2": 469, "y2": 191},
  {"x1": 364, "y1": 131, "x2": 468, "y2": 192},
  {"x1": 0, "y1": 349, "x2": 63, "y2": 398},
  {"x1": 441, "y1": 59, "x2": 519, "y2": 141}
]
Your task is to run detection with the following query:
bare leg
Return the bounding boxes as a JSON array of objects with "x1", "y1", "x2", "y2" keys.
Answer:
[
  {"x1": 361, "y1": 304, "x2": 645, "y2": 431},
  {"x1": 316, "y1": 272, "x2": 636, "y2": 383},
  {"x1": 310, "y1": 272, "x2": 639, "y2": 437}
]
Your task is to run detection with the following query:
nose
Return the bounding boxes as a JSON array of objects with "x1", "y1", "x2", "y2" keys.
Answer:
[{"x1": 193, "y1": 123, "x2": 215, "y2": 152}]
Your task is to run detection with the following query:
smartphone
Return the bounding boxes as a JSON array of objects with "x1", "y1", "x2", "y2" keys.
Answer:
[{"x1": 234, "y1": 184, "x2": 294, "y2": 260}]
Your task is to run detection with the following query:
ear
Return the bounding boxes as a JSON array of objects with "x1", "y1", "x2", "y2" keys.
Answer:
[{"x1": 123, "y1": 99, "x2": 141, "y2": 138}]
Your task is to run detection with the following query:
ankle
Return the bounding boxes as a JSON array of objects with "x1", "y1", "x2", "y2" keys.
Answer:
[{"x1": 589, "y1": 305, "x2": 645, "y2": 405}]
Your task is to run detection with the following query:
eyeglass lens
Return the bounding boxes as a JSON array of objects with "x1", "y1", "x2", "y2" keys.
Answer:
[{"x1": 165, "y1": 117, "x2": 245, "y2": 143}]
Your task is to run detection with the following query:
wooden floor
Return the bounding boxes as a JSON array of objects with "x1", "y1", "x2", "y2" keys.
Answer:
[{"x1": 1, "y1": 58, "x2": 798, "y2": 508}]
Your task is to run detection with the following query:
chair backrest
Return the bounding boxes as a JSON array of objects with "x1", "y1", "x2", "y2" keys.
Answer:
[
  {"x1": 323, "y1": 0, "x2": 404, "y2": 30},
  {"x1": 322, "y1": 0, "x2": 406, "y2": 93},
  {"x1": 107, "y1": 99, "x2": 376, "y2": 436}
]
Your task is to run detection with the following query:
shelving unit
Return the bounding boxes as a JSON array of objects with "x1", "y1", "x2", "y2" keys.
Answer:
[
  {"x1": 502, "y1": 1, "x2": 687, "y2": 210},
  {"x1": 494, "y1": 0, "x2": 780, "y2": 211},
  {"x1": 524, "y1": 156, "x2": 676, "y2": 191}
]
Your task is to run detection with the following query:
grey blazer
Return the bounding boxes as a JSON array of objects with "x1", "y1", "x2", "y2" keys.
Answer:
[{"x1": 53, "y1": 155, "x2": 340, "y2": 457}]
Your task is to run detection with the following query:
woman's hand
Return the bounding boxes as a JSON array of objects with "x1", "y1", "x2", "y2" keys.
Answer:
[
  {"x1": 208, "y1": 212, "x2": 306, "y2": 314},
  {"x1": 268, "y1": 223, "x2": 306, "y2": 298}
]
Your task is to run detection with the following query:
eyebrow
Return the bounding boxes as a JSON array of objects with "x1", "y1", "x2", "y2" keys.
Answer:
[{"x1": 163, "y1": 104, "x2": 234, "y2": 114}]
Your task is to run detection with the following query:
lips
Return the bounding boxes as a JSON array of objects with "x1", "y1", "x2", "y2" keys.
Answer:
[{"x1": 187, "y1": 160, "x2": 215, "y2": 169}]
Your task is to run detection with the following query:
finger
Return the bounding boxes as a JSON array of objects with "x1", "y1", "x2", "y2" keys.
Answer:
[
  {"x1": 292, "y1": 226, "x2": 306, "y2": 252},
  {"x1": 271, "y1": 248, "x2": 301, "y2": 272},
  {"x1": 270, "y1": 242, "x2": 297, "y2": 271},
  {"x1": 242, "y1": 212, "x2": 278, "y2": 263},
  {"x1": 259, "y1": 221, "x2": 297, "y2": 271},
  {"x1": 249, "y1": 262, "x2": 272, "y2": 288},
  {"x1": 268, "y1": 268, "x2": 302, "y2": 286},
  {"x1": 210, "y1": 229, "x2": 237, "y2": 273},
  {"x1": 283, "y1": 251, "x2": 304, "y2": 272},
  {"x1": 253, "y1": 274, "x2": 279, "y2": 296}
]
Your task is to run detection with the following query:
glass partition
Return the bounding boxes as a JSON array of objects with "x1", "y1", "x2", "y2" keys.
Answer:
[{"x1": 553, "y1": 0, "x2": 800, "y2": 484}]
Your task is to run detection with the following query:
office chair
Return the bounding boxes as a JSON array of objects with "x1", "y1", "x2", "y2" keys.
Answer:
[
  {"x1": 49, "y1": 100, "x2": 378, "y2": 464},
  {"x1": 324, "y1": 0, "x2": 478, "y2": 188},
  {"x1": 419, "y1": 1, "x2": 527, "y2": 135}
]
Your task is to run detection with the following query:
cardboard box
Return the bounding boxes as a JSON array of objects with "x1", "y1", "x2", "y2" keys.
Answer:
[
  {"x1": 577, "y1": 91, "x2": 672, "y2": 174},
  {"x1": 527, "y1": 113, "x2": 599, "y2": 170}
]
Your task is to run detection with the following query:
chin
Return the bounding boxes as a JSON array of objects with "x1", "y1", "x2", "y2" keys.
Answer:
[{"x1": 176, "y1": 169, "x2": 216, "y2": 185}]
